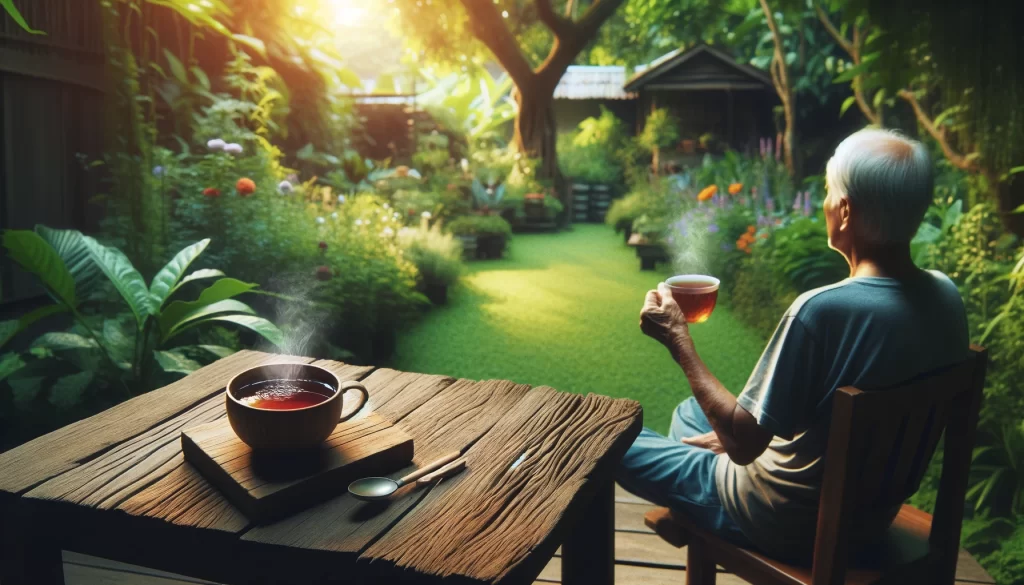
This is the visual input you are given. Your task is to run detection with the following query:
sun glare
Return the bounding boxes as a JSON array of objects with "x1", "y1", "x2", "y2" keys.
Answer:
[{"x1": 324, "y1": 0, "x2": 370, "y2": 27}]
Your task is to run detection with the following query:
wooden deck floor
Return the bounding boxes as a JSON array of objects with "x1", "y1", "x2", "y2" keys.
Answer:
[{"x1": 61, "y1": 485, "x2": 995, "y2": 585}]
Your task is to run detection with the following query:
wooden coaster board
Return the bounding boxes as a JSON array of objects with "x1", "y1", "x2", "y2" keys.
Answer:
[{"x1": 181, "y1": 412, "x2": 413, "y2": 523}]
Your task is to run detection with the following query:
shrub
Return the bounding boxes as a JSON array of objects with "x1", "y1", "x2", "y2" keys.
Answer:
[
  {"x1": 638, "y1": 108, "x2": 681, "y2": 153},
  {"x1": 446, "y1": 215, "x2": 513, "y2": 238},
  {"x1": 398, "y1": 223, "x2": 465, "y2": 287},
  {"x1": 558, "y1": 107, "x2": 627, "y2": 184}
]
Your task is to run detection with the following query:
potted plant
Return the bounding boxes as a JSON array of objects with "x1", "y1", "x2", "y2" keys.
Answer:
[
  {"x1": 698, "y1": 132, "x2": 717, "y2": 153},
  {"x1": 447, "y1": 215, "x2": 513, "y2": 260},
  {"x1": 639, "y1": 108, "x2": 682, "y2": 173},
  {"x1": 398, "y1": 222, "x2": 465, "y2": 305},
  {"x1": 629, "y1": 214, "x2": 671, "y2": 271}
]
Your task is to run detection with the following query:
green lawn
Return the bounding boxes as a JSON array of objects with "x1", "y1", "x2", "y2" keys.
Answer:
[{"x1": 388, "y1": 224, "x2": 767, "y2": 433}]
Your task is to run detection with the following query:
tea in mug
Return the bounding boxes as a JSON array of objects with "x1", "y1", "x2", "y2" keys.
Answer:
[
  {"x1": 235, "y1": 379, "x2": 336, "y2": 410},
  {"x1": 666, "y1": 275, "x2": 720, "y2": 323}
]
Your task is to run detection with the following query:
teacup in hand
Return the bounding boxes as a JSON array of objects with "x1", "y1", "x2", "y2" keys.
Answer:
[
  {"x1": 225, "y1": 363, "x2": 368, "y2": 451},
  {"x1": 665, "y1": 275, "x2": 720, "y2": 323}
]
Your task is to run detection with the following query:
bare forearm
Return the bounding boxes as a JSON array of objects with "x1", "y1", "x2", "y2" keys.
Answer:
[{"x1": 672, "y1": 337, "x2": 742, "y2": 453}]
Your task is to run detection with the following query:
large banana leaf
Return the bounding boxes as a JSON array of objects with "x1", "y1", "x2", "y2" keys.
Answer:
[
  {"x1": 0, "y1": 305, "x2": 69, "y2": 349},
  {"x1": 149, "y1": 239, "x2": 211, "y2": 309},
  {"x1": 153, "y1": 349, "x2": 203, "y2": 375},
  {"x1": 84, "y1": 237, "x2": 155, "y2": 329},
  {"x1": 176, "y1": 314, "x2": 283, "y2": 347},
  {"x1": 35, "y1": 226, "x2": 103, "y2": 299},
  {"x1": 158, "y1": 278, "x2": 258, "y2": 336},
  {"x1": 161, "y1": 299, "x2": 256, "y2": 342},
  {"x1": 171, "y1": 269, "x2": 225, "y2": 297},
  {"x1": 3, "y1": 230, "x2": 77, "y2": 308}
]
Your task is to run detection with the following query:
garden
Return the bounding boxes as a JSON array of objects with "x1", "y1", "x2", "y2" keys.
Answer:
[{"x1": 2, "y1": 0, "x2": 1024, "y2": 583}]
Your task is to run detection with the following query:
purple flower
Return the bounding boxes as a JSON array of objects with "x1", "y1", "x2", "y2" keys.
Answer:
[
  {"x1": 803, "y1": 191, "x2": 813, "y2": 216},
  {"x1": 775, "y1": 135, "x2": 782, "y2": 162},
  {"x1": 152, "y1": 165, "x2": 165, "y2": 177},
  {"x1": 707, "y1": 223, "x2": 720, "y2": 233},
  {"x1": 793, "y1": 191, "x2": 804, "y2": 211},
  {"x1": 765, "y1": 197, "x2": 776, "y2": 213},
  {"x1": 759, "y1": 138, "x2": 767, "y2": 158},
  {"x1": 757, "y1": 214, "x2": 771, "y2": 227}
]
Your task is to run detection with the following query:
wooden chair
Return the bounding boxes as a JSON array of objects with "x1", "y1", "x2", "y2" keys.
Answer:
[{"x1": 645, "y1": 346, "x2": 988, "y2": 585}]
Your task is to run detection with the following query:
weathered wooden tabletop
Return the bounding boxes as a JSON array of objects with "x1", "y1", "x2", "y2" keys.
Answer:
[{"x1": 0, "y1": 350, "x2": 643, "y2": 585}]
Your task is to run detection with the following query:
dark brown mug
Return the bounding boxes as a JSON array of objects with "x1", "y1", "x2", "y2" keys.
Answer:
[{"x1": 225, "y1": 363, "x2": 369, "y2": 451}]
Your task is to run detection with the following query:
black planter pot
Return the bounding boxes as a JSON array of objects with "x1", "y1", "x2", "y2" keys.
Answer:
[
  {"x1": 424, "y1": 282, "x2": 448, "y2": 305},
  {"x1": 456, "y1": 234, "x2": 478, "y2": 260},
  {"x1": 476, "y1": 234, "x2": 507, "y2": 259}
]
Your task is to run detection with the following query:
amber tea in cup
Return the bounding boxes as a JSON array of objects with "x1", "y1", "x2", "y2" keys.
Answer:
[
  {"x1": 234, "y1": 379, "x2": 336, "y2": 410},
  {"x1": 665, "y1": 275, "x2": 720, "y2": 323}
]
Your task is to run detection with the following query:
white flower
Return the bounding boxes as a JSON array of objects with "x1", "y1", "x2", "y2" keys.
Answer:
[
  {"x1": 381, "y1": 227, "x2": 395, "y2": 237},
  {"x1": 421, "y1": 211, "x2": 432, "y2": 219},
  {"x1": 355, "y1": 219, "x2": 363, "y2": 226},
  {"x1": 277, "y1": 180, "x2": 293, "y2": 194},
  {"x1": 337, "y1": 194, "x2": 346, "y2": 204},
  {"x1": 316, "y1": 216, "x2": 325, "y2": 225},
  {"x1": 207, "y1": 138, "x2": 226, "y2": 151},
  {"x1": 393, "y1": 212, "x2": 400, "y2": 220},
  {"x1": 383, "y1": 203, "x2": 390, "y2": 210},
  {"x1": 460, "y1": 158, "x2": 470, "y2": 173},
  {"x1": 408, "y1": 169, "x2": 422, "y2": 179},
  {"x1": 331, "y1": 212, "x2": 339, "y2": 219},
  {"x1": 224, "y1": 143, "x2": 243, "y2": 155}
]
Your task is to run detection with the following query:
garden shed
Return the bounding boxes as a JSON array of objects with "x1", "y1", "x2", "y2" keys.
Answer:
[
  {"x1": 624, "y1": 44, "x2": 777, "y2": 158},
  {"x1": 551, "y1": 65, "x2": 637, "y2": 134}
]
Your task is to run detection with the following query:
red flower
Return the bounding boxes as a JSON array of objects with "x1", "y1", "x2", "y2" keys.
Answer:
[
  {"x1": 408, "y1": 208, "x2": 416, "y2": 216},
  {"x1": 525, "y1": 192, "x2": 545, "y2": 201},
  {"x1": 202, "y1": 187, "x2": 221, "y2": 197},
  {"x1": 318, "y1": 241, "x2": 328, "y2": 252},
  {"x1": 315, "y1": 266, "x2": 332, "y2": 281},
  {"x1": 236, "y1": 177, "x2": 256, "y2": 196},
  {"x1": 447, "y1": 183, "x2": 457, "y2": 191}
]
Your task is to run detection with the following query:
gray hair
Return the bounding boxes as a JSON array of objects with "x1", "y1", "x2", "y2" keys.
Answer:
[{"x1": 825, "y1": 129, "x2": 933, "y2": 244}]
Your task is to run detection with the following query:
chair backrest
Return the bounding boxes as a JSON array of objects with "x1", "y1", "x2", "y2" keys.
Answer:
[{"x1": 811, "y1": 346, "x2": 988, "y2": 585}]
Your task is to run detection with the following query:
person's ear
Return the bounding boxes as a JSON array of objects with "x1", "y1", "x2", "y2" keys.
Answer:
[{"x1": 838, "y1": 196, "x2": 852, "y2": 232}]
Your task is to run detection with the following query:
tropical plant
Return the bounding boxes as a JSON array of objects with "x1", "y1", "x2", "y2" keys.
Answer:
[
  {"x1": 471, "y1": 178, "x2": 507, "y2": 211},
  {"x1": 418, "y1": 67, "x2": 517, "y2": 147},
  {"x1": 1, "y1": 227, "x2": 282, "y2": 386}
]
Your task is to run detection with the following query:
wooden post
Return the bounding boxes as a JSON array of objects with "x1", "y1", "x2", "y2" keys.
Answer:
[
  {"x1": 562, "y1": 480, "x2": 614, "y2": 585},
  {"x1": 687, "y1": 538, "x2": 718, "y2": 585},
  {"x1": 2, "y1": 502, "x2": 65, "y2": 585},
  {"x1": 726, "y1": 89, "x2": 734, "y2": 150}
]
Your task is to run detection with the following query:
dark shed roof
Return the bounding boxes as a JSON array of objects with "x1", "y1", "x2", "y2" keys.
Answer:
[{"x1": 624, "y1": 44, "x2": 774, "y2": 93}]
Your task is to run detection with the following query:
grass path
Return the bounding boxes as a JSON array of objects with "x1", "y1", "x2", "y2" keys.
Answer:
[{"x1": 388, "y1": 224, "x2": 767, "y2": 434}]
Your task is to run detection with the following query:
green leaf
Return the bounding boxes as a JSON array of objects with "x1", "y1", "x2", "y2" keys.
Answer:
[
  {"x1": 942, "y1": 200, "x2": 963, "y2": 232},
  {"x1": 49, "y1": 371, "x2": 93, "y2": 409},
  {"x1": 374, "y1": 73, "x2": 396, "y2": 95},
  {"x1": 35, "y1": 226, "x2": 103, "y2": 299},
  {"x1": 1, "y1": 0, "x2": 44, "y2": 34},
  {"x1": 164, "y1": 49, "x2": 189, "y2": 85},
  {"x1": 832, "y1": 55, "x2": 877, "y2": 84},
  {"x1": 179, "y1": 315, "x2": 283, "y2": 347},
  {"x1": 198, "y1": 344, "x2": 236, "y2": 358},
  {"x1": 336, "y1": 67, "x2": 363, "y2": 90},
  {"x1": 231, "y1": 34, "x2": 266, "y2": 57},
  {"x1": 158, "y1": 278, "x2": 258, "y2": 336},
  {"x1": 872, "y1": 88, "x2": 886, "y2": 109},
  {"x1": 153, "y1": 350, "x2": 203, "y2": 375},
  {"x1": 9, "y1": 372, "x2": 44, "y2": 404},
  {"x1": 149, "y1": 239, "x2": 211, "y2": 309},
  {"x1": 171, "y1": 269, "x2": 225, "y2": 296},
  {"x1": 839, "y1": 95, "x2": 856, "y2": 117},
  {"x1": 0, "y1": 352, "x2": 26, "y2": 383},
  {"x1": 84, "y1": 237, "x2": 154, "y2": 329},
  {"x1": 164, "y1": 299, "x2": 256, "y2": 340},
  {"x1": 0, "y1": 304, "x2": 68, "y2": 349},
  {"x1": 190, "y1": 66, "x2": 210, "y2": 90},
  {"x1": 31, "y1": 332, "x2": 97, "y2": 351},
  {"x1": 3, "y1": 230, "x2": 77, "y2": 308}
]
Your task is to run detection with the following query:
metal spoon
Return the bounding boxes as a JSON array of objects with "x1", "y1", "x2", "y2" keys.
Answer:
[{"x1": 348, "y1": 451, "x2": 462, "y2": 501}]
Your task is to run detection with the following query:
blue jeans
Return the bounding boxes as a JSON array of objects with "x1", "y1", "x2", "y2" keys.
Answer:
[{"x1": 616, "y1": 397, "x2": 753, "y2": 548}]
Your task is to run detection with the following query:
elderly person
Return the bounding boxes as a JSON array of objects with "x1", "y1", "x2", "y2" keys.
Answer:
[{"x1": 618, "y1": 129, "x2": 969, "y2": 563}]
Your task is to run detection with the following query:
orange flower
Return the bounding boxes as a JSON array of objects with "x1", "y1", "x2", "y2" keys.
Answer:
[
  {"x1": 697, "y1": 185, "x2": 718, "y2": 202},
  {"x1": 728, "y1": 183, "x2": 743, "y2": 195},
  {"x1": 747, "y1": 225, "x2": 756, "y2": 235},
  {"x1": 236, "y1": 178, "x2": 256, "y2": 196},
  {"x1": 395, "y1": 165, "x2": 410, "y2": 178},
  {"x1": 525, "y1": 192, "x2": 546, "y2": 201},
  {"x1": 202, "y1": 187, "x2": 220, "y2": 197},
  {"x1": 760, "y1": 233, "x2": 769, "y2": 239}
]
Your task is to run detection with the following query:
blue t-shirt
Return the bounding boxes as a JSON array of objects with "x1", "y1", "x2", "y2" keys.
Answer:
[{"x1": 715, "y1": 270, "x2": 969, "y2": 561}]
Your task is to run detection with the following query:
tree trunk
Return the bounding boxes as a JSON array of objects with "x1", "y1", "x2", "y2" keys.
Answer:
[
  {"x1": 514, "y1": 86, "x2": 567, "y2": 223},
  {"x1": 783, "y1": 97, "x2": 799, "y2": 178}
]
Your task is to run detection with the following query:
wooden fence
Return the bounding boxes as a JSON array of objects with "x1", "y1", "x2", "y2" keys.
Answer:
[{"x1": 1, "y1": 0, "x2": 105, "y2": 304}]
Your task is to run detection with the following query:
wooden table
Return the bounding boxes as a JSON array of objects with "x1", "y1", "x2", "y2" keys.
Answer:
[{"x1": 0, "y1": 351, "x2": 642, "y2": 585}]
